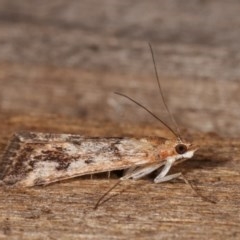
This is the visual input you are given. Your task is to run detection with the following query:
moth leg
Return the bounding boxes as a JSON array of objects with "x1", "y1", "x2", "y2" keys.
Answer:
[
  {"x1": 153, "y1": 158, "x2": 175, "y2": 183},
  {"x1": 121, "y1": 163, "x2": 163, "y2": 180},
  {"x1": 154, "y1": 172, "x2": 217, "y2": 203},
  {"x1": 154, "y1": 172, "x2": 182, "y2": 183},
  {"x1": 123, "y1": 166, "x2": 138, "y2": 176},
  {"x1": 107, "y1": 171, "x2": 111, "y2": 179}
]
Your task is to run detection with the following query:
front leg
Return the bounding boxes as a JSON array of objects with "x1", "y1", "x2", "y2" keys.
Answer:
[
  {"x1": 154, "y1": 172, "x2": 182, "y2": 183},
  {"x1": 154, "y1": 172, "x2": 217, "y2": 203},
  {"x1": 121, "y1": 163, "x2": 164, "y2": 180}
]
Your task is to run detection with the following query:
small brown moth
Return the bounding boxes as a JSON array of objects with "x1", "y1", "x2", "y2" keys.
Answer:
[
  {"x1": 0, "y1": 44, "x2": 200, "y2": 205},
  {"x1": 0, "y1": 131, "x2": 196, "y2": 187}
]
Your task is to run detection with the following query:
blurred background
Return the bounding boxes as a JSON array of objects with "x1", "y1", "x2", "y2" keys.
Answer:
[{"x1": 0, "y1": 0, "x2": 240, "y2": 137}]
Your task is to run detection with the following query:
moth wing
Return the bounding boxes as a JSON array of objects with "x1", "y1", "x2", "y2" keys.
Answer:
[{"x1": 0, "y1": 132, "x2": 166, "y2": 187}]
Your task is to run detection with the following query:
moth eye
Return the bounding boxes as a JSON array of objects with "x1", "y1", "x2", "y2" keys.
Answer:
[{"x1": 175, "y1": 144, "x2": 187, "y2": 154}]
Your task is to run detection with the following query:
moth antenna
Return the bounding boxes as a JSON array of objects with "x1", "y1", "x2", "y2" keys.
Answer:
[
  {"x1": 114, "y1": 92, "x2": 179, "y2": 139},
  {"x1": 180, "y1": 173, "x2": 217, "y2": 204},
  {"x1": 148, "y1": 43, "x2": 182, "y2": 141},
  {"x1": 94, "y1": 180, "x2": 122, "y2": 210}
]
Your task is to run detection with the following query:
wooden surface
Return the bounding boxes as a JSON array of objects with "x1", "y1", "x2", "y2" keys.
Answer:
[
  {"x1": 0, "y1": 1, "x2": 240, "y2": 239},
  {"x1": 0, "y1": 117, "x2": 240, "y2": 239},
  {"x1": 0, "y1": 0, "x2": 240, "y2": 137}
]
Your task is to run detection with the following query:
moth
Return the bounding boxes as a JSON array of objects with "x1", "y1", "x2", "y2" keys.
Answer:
[
  {"x1": 0, "y1": 44, "x2": 197, "y2": 192},
  {"x1": 0, "y1": 131, "x2": 196, "y2": 187}
]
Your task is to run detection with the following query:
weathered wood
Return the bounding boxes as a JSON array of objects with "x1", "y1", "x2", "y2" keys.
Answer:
[
  {"x1": 0, "y1": 116, "x2": 240, "y2": 239},
  {"x1": 0, "y1": 1, "x2": 240, "y2": 136},
  {"x1": 0, "y1": 1, "x2": 240, "y2": 239}
]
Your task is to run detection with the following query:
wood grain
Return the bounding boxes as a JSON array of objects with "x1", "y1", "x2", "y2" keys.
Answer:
[
  {"x1": 0, "y1": 116, "x2": 240, "y2": 239},
  {"x1": 0, "y1": 1, "x2": 240, "y2": 239},
  {"x1": 0, "y1": 1, "x2": 240, "y2": 137}
]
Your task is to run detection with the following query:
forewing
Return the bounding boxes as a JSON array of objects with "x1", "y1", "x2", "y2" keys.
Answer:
[{"x1": 0, "y1": 132, "x2": 166, "y2": 187}]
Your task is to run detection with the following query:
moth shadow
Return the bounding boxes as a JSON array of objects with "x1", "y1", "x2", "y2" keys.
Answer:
[{"x1": 77, "y1": 170, "x2": 124, "y2": 180}]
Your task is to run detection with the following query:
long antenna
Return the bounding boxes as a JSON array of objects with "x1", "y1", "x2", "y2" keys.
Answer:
[
  {"x1": 114, "y1": 92, "x2": 179, "y2": 139},
  {"x1": 94, "y1": 180, "x2": 122, "y2": 210},
  {"x1": 148, "y1": 43, "x2": 182, "y2": 141}
]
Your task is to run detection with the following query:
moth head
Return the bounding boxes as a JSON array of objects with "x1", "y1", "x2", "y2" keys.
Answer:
[
  {"x1": 174, "y1": 141, "x2": 197, "y2": 159},
  {"x1": 158, "y1": 140, "x2": 198, "y2": 162}
]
